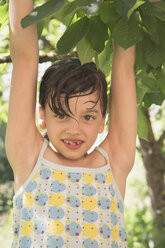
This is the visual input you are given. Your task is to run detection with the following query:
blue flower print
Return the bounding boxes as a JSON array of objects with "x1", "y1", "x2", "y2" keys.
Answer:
[
  {"x1": 67, "y1": 172, "x2": 82, "y2": 183},
  {"x1": 65, "y1": 221, "x2": 81, "y2": 236},
  {"x1": 83, "y1": 238, "x2": 99, "y2": 248},
  {"x1": 83, "y1": 184, "x2": 96, "y2": 196},
  {"x1": 40, "y1": 168, "x2": 51, "y2": 180},
  {"x1": 49, "y1": 206, "x2": 64, "y2": 220},
  {"x1": 109, "y1": 184, "x2": 115, "y2": 197},
  {"x1": 66, "y1": 195, "x2": 80, "y2": 208},
  {"x1": 13, "y1": 223, "x2": 20, "y2": 236},
  {"x1": 98, "y1": 197, "x2": 111, "y2": 210},
  {"x1": 15, "y1": 195, "x2": 23, "y2": 209},
  {"x1": 111, "y1": 212, "x2": 118, "y2": 225},
  {"x1": 119, "y1": 227, "x2": 127, "y2": 242},
  {"x1": 47, "y1": 235, "x2": 64, "y2": 248},
  {"x1": 26, "y1": 181, "x2": 37, "y2": 193},
  {"x1": 83, "y1": 210, "x2": 98, "y2": 223},
  {"x1": 19, "y1": 236, "x2": 32, "y2": 248},
  {"x1": 112, "y1": 241, "x2": 119, "y2": 248},
  {"x1": 35, "y1": 193, "x2": 48, "y2": 206},
  {"x1": 95, "y1": 173, "x2": 106, "y2": 183},
  {"x1": 34, "y1": 220, "x2": 47, "y2": 235},
  {"x1": 99, "y1": 224, "x2": 111, "y2": 239},
  {"x1": 51, "y1": 180, "x2": 66, "y2": 193},
  {"x1": 117, "y1": 199, "x2": 124, "y2": 213},
  {"x1": 22, "y1": 207, "x2": 34, "y2": 221}
]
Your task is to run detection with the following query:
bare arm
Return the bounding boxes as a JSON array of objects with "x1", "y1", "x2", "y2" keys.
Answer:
[
  {"x1": 5, "y1": 0, "x2": 42, "y2": 170},
  {"x1": 102, "y1": 44, "x2": 137, "y2": 176}
]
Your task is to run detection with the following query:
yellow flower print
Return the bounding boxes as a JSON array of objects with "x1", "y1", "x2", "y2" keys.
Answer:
[
  {"x1": 32, "y1": 171, "x2": 39, "y2": 181},
  {"x1": 83, "y1": 223, "x2": 98, "y2": 239},
  {"x1": 111, "y1": 198, "x2": 117, "y2": 212},
  {"x1": 47, "y1": 220, "x2": 64, "y2": 236},
  {"x1": 82, "y1": 196, "x2": 97, "y2": 211},
  {"x1": 105, "y1": 171, "x2": 112, "y2": 183},
  {"x1": 48, "y1": 193, "x2": 65, "y2": 208},
  {"x1": 111, "y1": 226, "x2": 118, "y2": 241},
  {"x1": 20, "y1": 221, "x2": 33, "y2": 238},
  {"x1": 52, "y1": 170, "x2": 67, "y2": 183},
  {"x1": 23, "y1": 193, "x2": 34, "y2": 207},
  {"x1": 83, "y1": 173, "x2": 94, "y2": 185}
]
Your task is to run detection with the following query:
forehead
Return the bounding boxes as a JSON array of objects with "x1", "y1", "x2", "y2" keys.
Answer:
[
  {"x1": 46, "y1": 90, "x2": 101, "y2": 114},
  {"x1": 65, "y1": 91, "x2": 101, "y2": 110}
]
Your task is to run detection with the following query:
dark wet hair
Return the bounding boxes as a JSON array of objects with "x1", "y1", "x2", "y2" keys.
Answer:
[{"x1": 39, "y1": 57, "x2": 107, "y2": 117}]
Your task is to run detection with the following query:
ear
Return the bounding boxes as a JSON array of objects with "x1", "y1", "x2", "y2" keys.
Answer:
[
  {"x1": 38, "y1": 105, "x2": 46, "y2": 130},
  {"x1": 99, "y1": 114, "x2": 106, "y2": 133}
]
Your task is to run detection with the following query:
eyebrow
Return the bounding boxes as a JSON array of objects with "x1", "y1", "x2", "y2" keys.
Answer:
[{"x1": 85, "y1": 109, "x2": 99, "y2": 113}]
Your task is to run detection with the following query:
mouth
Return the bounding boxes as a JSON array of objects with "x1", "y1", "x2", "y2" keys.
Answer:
[{"x1": 62, "y1": 139, "x2": 84, "y2": 149}]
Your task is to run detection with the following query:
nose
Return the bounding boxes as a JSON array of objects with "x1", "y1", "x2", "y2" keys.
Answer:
[{"x1": 65, "y1": 117, "x2": 81, "y2": 135}]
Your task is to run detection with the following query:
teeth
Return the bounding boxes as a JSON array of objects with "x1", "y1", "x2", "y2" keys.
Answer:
[{"x1": 64, "y1": 140, "x2": 82, "y2": 145}]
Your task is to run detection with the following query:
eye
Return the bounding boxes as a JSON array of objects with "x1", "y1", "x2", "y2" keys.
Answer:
[
  {"x1": 84, "y1": 115, "x2": 95, "y2": 121},
  {"x1": 54, "y1": 114, "x2": 67, "y2": 119}
]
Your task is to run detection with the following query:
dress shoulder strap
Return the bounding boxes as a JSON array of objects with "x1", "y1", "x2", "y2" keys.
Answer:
[
  {"x1": 94, "y1": 146, "x2": 110, "y2": 165},
  {"x1": 38, "y1": 138, "x2": 49, "y2": 160}
]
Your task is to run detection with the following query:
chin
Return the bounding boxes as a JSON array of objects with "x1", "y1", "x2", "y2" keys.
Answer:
[{"x1": 62, "y1": 150, "x2": 87, "y2": 161}]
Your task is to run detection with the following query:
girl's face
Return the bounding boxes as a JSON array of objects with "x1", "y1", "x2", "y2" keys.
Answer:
[{"x1": 39, "y1": 91, "x2": 106, "y2": 161}]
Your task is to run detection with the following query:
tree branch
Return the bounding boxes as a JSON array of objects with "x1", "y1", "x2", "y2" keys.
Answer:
[
  {"x1": 0, "y1": 55, "x2": 11, "y2": 64},
  {"x1": 40, "y1": 35, "x2": 55, "y2": 51},
  {"x1": 0, "y1": 52, "x2": 78, "y2": 64},
  {"x1": 157, "y1": 130, "x2": 165, "y2": 147}
]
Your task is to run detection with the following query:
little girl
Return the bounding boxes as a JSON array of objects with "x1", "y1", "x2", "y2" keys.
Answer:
[{"x1": 6, "y1": 0, "x2": 137, "y2": 247}]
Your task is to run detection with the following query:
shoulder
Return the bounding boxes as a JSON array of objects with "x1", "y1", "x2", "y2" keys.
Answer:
[
  {"x1": 8, "y1": 133, "x2": 44, "y2": 193},
  {"x1": 99, "y1": 137, "x2": 134, "y2": 198}
]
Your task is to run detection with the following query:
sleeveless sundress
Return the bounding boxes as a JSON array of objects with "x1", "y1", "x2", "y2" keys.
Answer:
[{"x1": 12, "y1": 139, "x2": 127, "y2": 248}]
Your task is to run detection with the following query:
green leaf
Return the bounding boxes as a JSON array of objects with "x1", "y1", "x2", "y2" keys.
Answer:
[
  {"x1": 112, "y1": 15, "x2": 142, "y2": 49},
  {"x1": 140, "y1": 2, "x2": 165, "y2": 21},
  {"x1": 99, "y1": 2, "x2": 120, "y2": 24},
  {"x1": 77, "y1": 38, "x2": 97, "y2": 64},
  {"x1": 57, "y1": 16, "x2": 89, "y2": 54},
  {"x1": 137, "y1": 106, "x2": 148, "y2": 141},
  {"x1": 136, "y1": 80, "x2": 147, "y2": 105},
  {"x1": 75, "y1": 0, "x2": 96, "y2": 6},
  {"x1": 135, "y1": 41, "x2": 145, "y2": 69},
  {"x1": 143, "y1": 92, "x2": 165, "y2": 108},
  {"x1": 115, "y1": 0, "x2": 136, "y2": 20},
  {"x1": 127, "y1": 0, "x2": 145, "y2": 19},
  {"x1": 86, "y1": 16, "x2": 109, "y2": 53},
  {"x1": 37, "y1": 19, "x2": 45, "y2": 39},
  {"x1": 143, "y1": 35, "x2": 165, "y2": 68},
  {"x1": 21, "y1": 0, "x2": 66, "y2": 28},
  {"x1": 142, "y1": 16, "x2": 165, "y2": 49},
  {"x1": 75, "y1": 0, "x2": 103, "y2": 15},
  {"x1": 52, "y1": 1, "x2": 77, "y2": 26},
  {"x1": 154, "y1": 69, "x2": 165, "y2": 96},
  {"x1": 138, "y1": 76, "x2": 160, "y2": 93},
  {"x1": 98, "y1": 39, "x2": 113, "y2": 76}
]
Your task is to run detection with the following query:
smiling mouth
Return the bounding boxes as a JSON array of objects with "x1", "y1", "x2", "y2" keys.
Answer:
[{"x1": 63, "y1": 139, "x2": 84, "y2": 146}]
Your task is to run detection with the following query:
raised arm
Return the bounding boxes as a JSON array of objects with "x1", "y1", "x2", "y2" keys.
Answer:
[
  {"x1": 102, "y1": 44, "x2": 137, "y2": 178},
  {"x1": 5, "y1": 0, "x2": 41, "y2": 170}
]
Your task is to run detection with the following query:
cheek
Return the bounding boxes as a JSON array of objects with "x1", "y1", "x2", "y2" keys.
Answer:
[{"x1": 85, "y1": 124, "x2": 100, "y2": 136}]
